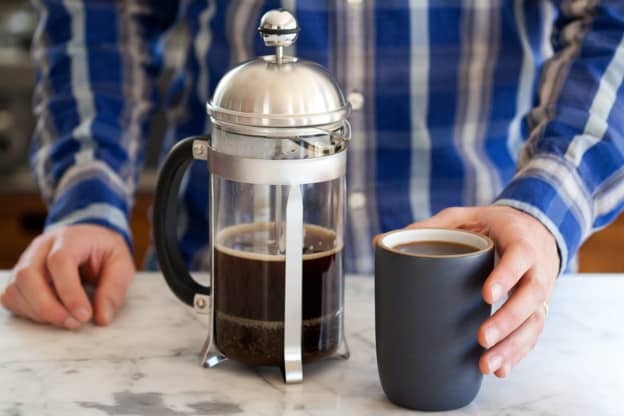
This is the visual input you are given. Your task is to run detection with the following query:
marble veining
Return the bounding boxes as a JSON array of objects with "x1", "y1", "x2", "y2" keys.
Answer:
[
  {"x1": 1, "y1": 272, "x2": 623, "y2": 415},
  {"x1": 77, "y1": 391, "x2": 243, "y2": 416}
]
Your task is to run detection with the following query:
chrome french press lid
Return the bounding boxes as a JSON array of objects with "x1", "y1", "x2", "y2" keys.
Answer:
[{"x1": 206, "y1": 9, "x2": 351, "y2": 136}]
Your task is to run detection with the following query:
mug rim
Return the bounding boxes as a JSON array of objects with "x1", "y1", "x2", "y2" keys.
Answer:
[{"x1": 377, "y1": 227, "x2": 494, "y2": 259}]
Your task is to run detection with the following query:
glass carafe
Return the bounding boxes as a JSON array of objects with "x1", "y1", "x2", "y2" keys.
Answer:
[
  {"x1": 153, "y1": 9, "x2": 351, "y2": 384},
  {"x1": 211, "y1": 126, "x2": 347, "y2": 366}
]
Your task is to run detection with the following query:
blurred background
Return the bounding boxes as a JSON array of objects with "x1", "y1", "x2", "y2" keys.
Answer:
[{"x1": 0, "y1": 0, "x2": 622, "y2": 271}]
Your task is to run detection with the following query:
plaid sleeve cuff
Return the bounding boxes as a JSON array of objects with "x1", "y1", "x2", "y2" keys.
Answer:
[
  {"x1": 44, "y1": 177, "x2": 134, "y2": 254},
  {"x1": 495, "y1": 155, "x2": 593, "y2": 273}
]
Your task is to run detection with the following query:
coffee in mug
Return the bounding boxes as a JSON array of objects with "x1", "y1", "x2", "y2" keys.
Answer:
[{"x1": 395, "y1": 240, "x2": 479, "y2": 256}]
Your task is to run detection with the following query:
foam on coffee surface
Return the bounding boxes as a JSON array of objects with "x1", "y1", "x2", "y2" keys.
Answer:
[{"x1": 215, "y1": 222, "x2": 342, "y2": 261}]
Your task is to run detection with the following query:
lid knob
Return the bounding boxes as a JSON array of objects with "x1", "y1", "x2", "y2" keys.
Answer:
[{"x1": 258, "y1": 9, "x2": 300, "y2": 63}]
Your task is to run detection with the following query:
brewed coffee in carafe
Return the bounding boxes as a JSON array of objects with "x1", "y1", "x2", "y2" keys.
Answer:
[{"x1": 214, "y1": 222, "x2": 342, "y2": 365}]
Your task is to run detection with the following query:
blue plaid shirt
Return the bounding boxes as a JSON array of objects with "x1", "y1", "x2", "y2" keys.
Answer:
[{"x1": 30, "y1": 0, "x2": 624, "y2": 273}]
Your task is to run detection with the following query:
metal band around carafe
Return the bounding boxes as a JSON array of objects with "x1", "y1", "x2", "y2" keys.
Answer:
[{"x1": 192, "y1": 140, "x2": 346, "y2": 185}]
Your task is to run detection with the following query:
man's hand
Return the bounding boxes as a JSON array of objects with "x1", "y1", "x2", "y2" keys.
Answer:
[
  {"x1": 408, "y1": 205, "x2": 559, "y2": 378},
  {"x1": 0, "y1": 224, "x2": 135, "y2": 329}
]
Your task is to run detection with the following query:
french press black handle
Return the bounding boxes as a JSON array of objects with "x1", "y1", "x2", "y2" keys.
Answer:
[{"x1": 153, "y1": 136, "x2": 211, "y2": 306}]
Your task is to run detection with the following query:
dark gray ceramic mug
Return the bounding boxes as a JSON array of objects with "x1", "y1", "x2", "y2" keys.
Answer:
[{"x1": 375, "y1": 228, "x2": 494, "y2": 411}]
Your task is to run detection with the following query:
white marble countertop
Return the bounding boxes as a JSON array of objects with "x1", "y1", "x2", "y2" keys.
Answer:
[{"x1": 1, "y1": 272, "x2": 623, "y2": 415}]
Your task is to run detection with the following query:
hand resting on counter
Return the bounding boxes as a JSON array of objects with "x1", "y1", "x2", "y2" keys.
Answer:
[{"x1": 0, "y1": 224, "x2": 135, "y2": 329}]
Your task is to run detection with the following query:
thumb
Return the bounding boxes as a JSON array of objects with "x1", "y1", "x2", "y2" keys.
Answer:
[
  {"x1": 372, "y1": 207, "x2": 478, "y2": 247},
  {"x1": 407, "y1": 207, "x2": 478, "y2": 229},
  {"x1": 93, "y1": 249, "x2": 135, "y2": 326}
]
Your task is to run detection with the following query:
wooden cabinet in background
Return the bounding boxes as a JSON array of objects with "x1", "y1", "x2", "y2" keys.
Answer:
[
  {"x1": 578, "y1": 214, "x2": 624, "y2": 272},
  {"x1": 0, "y1": 193, "x2": 622, "y2": 272}
]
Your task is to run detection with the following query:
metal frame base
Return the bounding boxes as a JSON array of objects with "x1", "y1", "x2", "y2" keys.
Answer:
[
  {"x1": 202, "y1": 349, "x2": 227, "y2": 368},
  {"x1": 333, "y1": 335, "x2": 351, "y2": 361}
]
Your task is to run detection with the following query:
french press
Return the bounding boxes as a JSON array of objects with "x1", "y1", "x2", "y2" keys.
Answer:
[{"x1": 153, "y1": 9, "x2": 351, "y2": 384}]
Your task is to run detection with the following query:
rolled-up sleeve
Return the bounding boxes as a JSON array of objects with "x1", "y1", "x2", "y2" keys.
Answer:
[
  {"x1": 496, "y1": 0, "x2": 624, "y2": 270},
  {"x1": 30, "y1": 0, "x2": 179, "y2": 250}
]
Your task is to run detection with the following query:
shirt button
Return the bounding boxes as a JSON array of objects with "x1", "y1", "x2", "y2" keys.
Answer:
[
  {"x1": 349, "y1": 191, "x2": 366, "y2": 210},
  {"x1": 347, "y1": 91, "x2": 364, "y2": 111}
]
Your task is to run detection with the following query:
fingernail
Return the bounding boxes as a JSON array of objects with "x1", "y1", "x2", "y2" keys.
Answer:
[
  {"x1": 496, "y1": 363, "x2": 512, "y2": 378},
  {"x1": 74, "y1": 306, "x2": 91, "y2": 322},
  {"x1": 485, "y1": 326, "x2": 500, "y2": 347},
  {"x1": 488, "y1": 355, "x2": 503, "y2": 372},
  {"x1": 64, "y1": 316, "x2": 81, "y2": 330},
  {"x1": 490, "y1": 283, "x2": 502, "y2": 302},
  {"x1": 101, "y1": 301, "x2": 114, "y2": 324}
]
